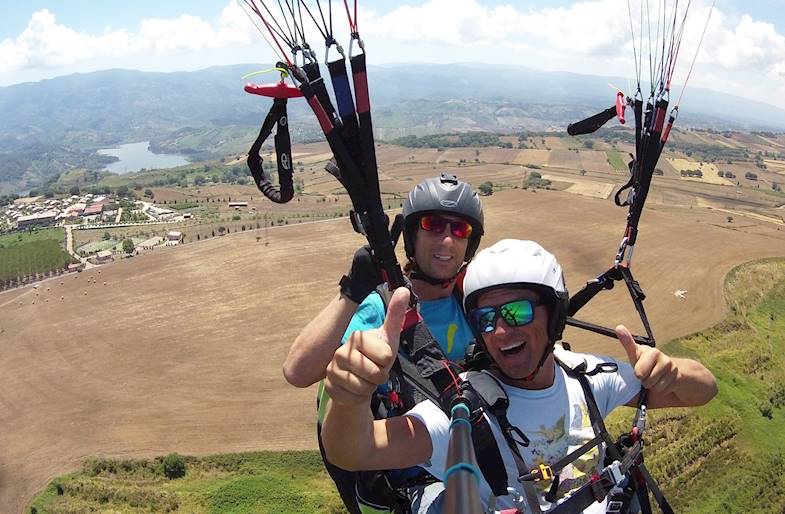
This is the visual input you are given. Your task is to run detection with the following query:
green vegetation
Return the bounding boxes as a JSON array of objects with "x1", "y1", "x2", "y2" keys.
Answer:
[
  {"x1": 162, "y1": 453, "x2": 186, "y2": 480},
  {"x1": 168, "y1": 201, "x2": 201, "y2": 211},
  {"x1": 606, "y1": 150, "x2": 628, "y2": 171},
  {"x1": 121, "y1": 239, "x2": 135, "y2": 255},
  {"x1": 28, "y1": 451, "x2": 344, "y2": 514},
  {"x1": 392, "y1": 131, "x2": 510, "y2": 148},
  {"x1": 0, "y1": 228, "x2": 74, "y2": 281},
  {"x1": 523, "y1": 171, "x2": 552, "y2": 190},
  {"x1": 605, "y1": 258, "x2": 785, "y2": 513},
  {"x1": 669, "y1": 142, "x2": 748, "y2": 163}
]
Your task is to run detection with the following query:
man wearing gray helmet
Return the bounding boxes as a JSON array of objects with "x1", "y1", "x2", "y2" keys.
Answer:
[
  {"x1": 321, "y1": 239, "x2": 717, "y2": 513},
  {"x1": 283, "y1": 173, "x2": 485, "y2": 513}
]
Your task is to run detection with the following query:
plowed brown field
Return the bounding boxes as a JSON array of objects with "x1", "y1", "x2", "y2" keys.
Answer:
[{"x1": 3, "y1": 168, "x2": 785, "y2": 513}]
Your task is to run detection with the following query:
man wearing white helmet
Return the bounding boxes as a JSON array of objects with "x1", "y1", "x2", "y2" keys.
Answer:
[
  {"x1": 321, "y1": 239, "x2": 717, "y2": 513},
  {"x1": 283, "y1": 173, "x2": 485, "y2": 514}
]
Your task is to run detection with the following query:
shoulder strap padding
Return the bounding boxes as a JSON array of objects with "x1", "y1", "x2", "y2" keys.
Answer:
[
  {"x1": 553, "y1": 344, "x2": 588, "y2": 373},
  {"x1": 463, "y1": 371, "x2": 511, "y2": 498}
]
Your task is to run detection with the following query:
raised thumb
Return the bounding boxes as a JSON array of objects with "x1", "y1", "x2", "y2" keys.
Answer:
[
  {"x1": 615, "y1": 324, "x2": 640, "y2": 365},
  {"x1": 380, "y1": 287, "x2": 411, "y2": 357}
]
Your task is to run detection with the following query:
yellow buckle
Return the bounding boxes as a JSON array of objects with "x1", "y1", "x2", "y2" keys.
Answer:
[{"x1": 534, "y1": 464, "x2": 554, "y2": 481}]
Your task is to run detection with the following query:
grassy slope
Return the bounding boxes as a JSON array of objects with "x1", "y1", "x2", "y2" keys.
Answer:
[
  {"x1": 29, "y1": 452, "x2": 345, "y2": 514},
  {"x1": 28, "y1": 259, "x2": 785, "y2": 513},
  {"x1": 605, "y1": 258, "x2": 785, "y2": 514}
]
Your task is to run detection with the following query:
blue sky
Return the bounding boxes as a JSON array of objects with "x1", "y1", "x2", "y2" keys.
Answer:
[
  {"x1": 2, "y1": 1, "x2": 784, "y2": 109},
  {"x1": 2, "y1": 0, "x2": 782, "y2": 37}
]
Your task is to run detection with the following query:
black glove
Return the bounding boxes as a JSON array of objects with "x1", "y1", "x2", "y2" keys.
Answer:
[{"x1": 339, "y1": 245, "x2": 383, "y2": 304}]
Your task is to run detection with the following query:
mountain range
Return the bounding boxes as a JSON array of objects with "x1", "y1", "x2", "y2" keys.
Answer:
[{"x1": 1, "y1": 63, "x2": 783, "y2": 194}]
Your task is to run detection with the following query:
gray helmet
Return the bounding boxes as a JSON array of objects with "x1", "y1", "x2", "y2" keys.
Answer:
[{"x1": 402, "y1": 173, "x2": 484, "y2": 261}]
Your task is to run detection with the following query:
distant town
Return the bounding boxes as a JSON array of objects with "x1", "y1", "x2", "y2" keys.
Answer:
[
  {"x1": 0, "y1": 192, "x2": 187, "y2": 284},
  {"x1": 1, "y1": 193, "x2": 191, "y2": 230}
]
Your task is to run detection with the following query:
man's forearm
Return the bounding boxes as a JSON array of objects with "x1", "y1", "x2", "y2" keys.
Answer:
[
  {"x1": 670, "y1": 357, "x2": 718, "y2": 406},
  {"x1": 321, "y1": 400, "x2": 376, "y2": 471}
]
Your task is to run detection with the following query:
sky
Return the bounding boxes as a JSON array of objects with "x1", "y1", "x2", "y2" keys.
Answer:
[{"x1": 1, "y1": 0, "x2": 784, "y2": 110}]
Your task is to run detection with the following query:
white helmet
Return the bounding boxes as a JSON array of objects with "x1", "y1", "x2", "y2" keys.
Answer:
[{"x1": 463, "y1": 239, "x2": 569, "y2": 342}]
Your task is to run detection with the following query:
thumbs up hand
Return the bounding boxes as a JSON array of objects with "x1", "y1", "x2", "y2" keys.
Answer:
[
  {"x1": 324, "y1": 287, "x2": 411, "y2": 406},
  {"x1": 616, "y1": 324, "x2": 678, "y2": 394}
]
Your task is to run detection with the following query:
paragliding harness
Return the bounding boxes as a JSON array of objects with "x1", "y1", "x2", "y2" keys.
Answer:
[
  {"x1": 357, "y1": 308, "x2": 673, "y2": 514},
  {"x1": 452, "y1": 345, "x2": 673, "y2": 514}
]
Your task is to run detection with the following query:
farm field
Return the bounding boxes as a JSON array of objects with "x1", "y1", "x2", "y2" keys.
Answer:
[
  {"x1": 4, "y1": 130, "x2": 785, "y2": 513},
  {"x1": 578, "y1": 150, "x2": 614, "y2": 173},
  {"x1": 513, "y1": 149, "x2": 550, "y2": 166},
  {"x1": 548, "y1": 149, "x2": 581, "y2": 169},
  {"x1": 0, "y1": 228, "x2": 74, "y2": 281},
  {"x1": 667, "y1": 158, "x2": 734, "y2": 186},
  {"x1": 3, "y1": 179, "x2": 785, "y2": 513},
  {"x1": 605, "y1": 150, "x2": 628, "y2": 172}
]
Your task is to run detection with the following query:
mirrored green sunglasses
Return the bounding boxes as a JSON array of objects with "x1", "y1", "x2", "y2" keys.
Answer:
[{"x1": 468, "y1": 299, "x2": 540, "y2": 334}]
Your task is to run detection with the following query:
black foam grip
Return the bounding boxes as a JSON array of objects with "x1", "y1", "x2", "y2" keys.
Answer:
[{"x1": 567, "y1": 106, "x2": 618, "y2": 136}]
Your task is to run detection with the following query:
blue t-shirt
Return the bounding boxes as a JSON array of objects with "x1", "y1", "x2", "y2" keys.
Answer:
[{"x1": 341, "y1": 291, "x2": 474, "y2": 362}]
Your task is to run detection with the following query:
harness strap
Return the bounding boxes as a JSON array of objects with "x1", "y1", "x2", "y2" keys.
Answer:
[{"x1": 247, "y1": 97, "x2": 294, "y2": 204}]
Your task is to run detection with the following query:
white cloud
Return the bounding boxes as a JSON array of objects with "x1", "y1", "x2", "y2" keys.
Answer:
[
  {"x1": 712, "y1": 15, "x2": 785, "y2": 73},
  {"x1": 0, "y1": 3, "x2": 258, "y2": 74},
  {"x1": 361, "y1": 0, "x2": 629, "y2": 57},
  {"x1": 0, "y1": 1, "x2": 783, "y2": 109}
]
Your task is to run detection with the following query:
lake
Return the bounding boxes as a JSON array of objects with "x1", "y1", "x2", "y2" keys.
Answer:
[{"x1": 97, "y1": 141, "x2": 190, "y2": 174}]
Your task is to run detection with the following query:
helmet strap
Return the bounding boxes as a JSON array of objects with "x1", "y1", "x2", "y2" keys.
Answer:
[{"x1": 521, "y1": 343, "x2": 555, "y2": 381}]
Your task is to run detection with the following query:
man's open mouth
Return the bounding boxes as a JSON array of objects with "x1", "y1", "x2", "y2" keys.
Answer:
[{"x1": 500, "y1": 341, "x2": 526, "y2": 356}]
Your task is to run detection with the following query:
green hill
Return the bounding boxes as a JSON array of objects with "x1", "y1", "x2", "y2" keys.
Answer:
[
  {"x1": 27, "y1": 258, "x2": 785, "y2": 513},
  {"x1": 606, "y1": 258, "x2": 785, "y2": 513}
]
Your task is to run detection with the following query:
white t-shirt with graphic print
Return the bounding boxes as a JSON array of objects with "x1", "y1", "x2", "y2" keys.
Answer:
[{"x1": 406, "y1": 350, "x2": 640, "y2": 513}]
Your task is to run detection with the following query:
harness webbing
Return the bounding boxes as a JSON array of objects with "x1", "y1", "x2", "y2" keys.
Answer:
[{"x1": 247, "y1": 97, "x2": 295, "y2": 204}]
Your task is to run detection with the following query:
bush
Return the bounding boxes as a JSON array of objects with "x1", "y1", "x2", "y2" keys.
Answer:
[
  {"x1": 478, "y1": 181, "x2": 493, "y2": 196},
  {"x1": 161, "y1": 453, "x2": 186, "y2": 479}
]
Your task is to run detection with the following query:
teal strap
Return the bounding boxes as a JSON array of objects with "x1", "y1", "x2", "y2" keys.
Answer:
[
  {"x1": 449, "y1": 417, "x2": 472, "y2": 430},
  {"x1": 450, "y1": 403, "x2": 471, "y2": 417},
  {"x1": 444, "y1": 462, "x2": 481, "y2": 485}
]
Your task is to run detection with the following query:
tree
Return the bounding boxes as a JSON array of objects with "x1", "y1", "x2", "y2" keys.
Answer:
[
  {"x1": 161, "y1": 453, "x2": 186, "y2": 479},
  {"x1": 102, "y1": 232, "x2": 111, "y2": 241},
  {"x1": 122, "y1": 239, "x2": 135, "y2": 254},
  {"x1": 69, "y1": 185, "x2": 80, "y2": 196},
  {"x1": 217, "y1": 226, "x2": 226, "y2": 236},
  {"x1": 478, "y1": 181, "x2": 494, "y2": 196},
  {"x1": 116, "y1": 185, "x2": 129, "y2": 197},
  {"x1": 144, "y1": 189, "x2": 154, "y2": 198}
]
